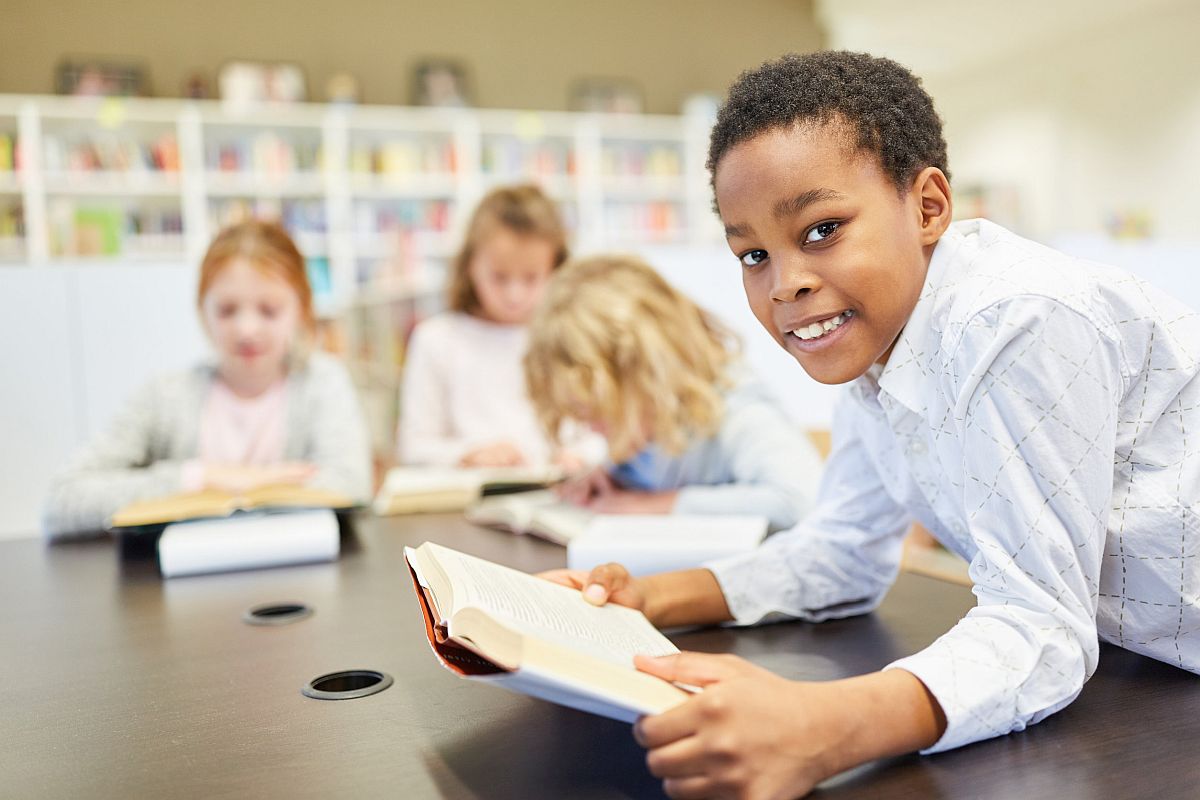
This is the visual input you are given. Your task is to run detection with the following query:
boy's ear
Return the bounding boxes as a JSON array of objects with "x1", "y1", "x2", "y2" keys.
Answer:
[{"x1": 912, "y1": 166, "x2": 953, "y2": 246}]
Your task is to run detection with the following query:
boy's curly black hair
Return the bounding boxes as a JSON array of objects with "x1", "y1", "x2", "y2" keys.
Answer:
[{"x1": 706, "y1": 51, "x2": 950, "y2": 198}]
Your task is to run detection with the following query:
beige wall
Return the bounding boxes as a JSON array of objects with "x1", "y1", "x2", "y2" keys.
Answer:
[
  {"x1": 1, "y1": 0, "x2": 822, "y2": 113},
  {"x1": 819, "y1": 0, "x2": 1200, "y2": 243},
  {"x1": 924, "y1": 0, "x2": 1200, "y2": 242}
]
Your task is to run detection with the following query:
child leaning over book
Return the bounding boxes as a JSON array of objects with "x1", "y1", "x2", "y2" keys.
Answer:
[
  {"x1": 524, "y1": 254, "x2": 823, "y2": 534},
  {"x1": 398, "y1": 184, "x2": 598, "y2": 470},
  {"x1": 544, "y1": 51, "x2": 1200, "y2": 799},
  {"x1": 44, "y1": 220, "x2": 371, "y2": 539}
]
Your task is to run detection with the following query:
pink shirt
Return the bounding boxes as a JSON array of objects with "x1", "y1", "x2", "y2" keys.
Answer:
[{"x1": 181, "y1": 378, "x2": 289, "y2": 490}]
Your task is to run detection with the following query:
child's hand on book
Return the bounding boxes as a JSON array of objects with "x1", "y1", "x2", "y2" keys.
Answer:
[
  {"x1": 203, "y1": 462, "x2": 316, "y2": 493},
  {"x1": 459, "y1": 442, "x2": 527, "y2": 468},
  {"x1": 587, "y1": 488, "x2": 678, "y2": 514},
  {"x1": 555, "y1": 466, "x2": 616, "y2": 506},
  {"x1": 631, "y1": 652, "x2": 840, "y2": 800}
]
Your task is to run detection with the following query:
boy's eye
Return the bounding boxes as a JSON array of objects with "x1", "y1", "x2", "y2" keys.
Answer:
[
  {"x1": 805, "y1": 221, "x2": 841, "y2": 244},
  {"x1": 740, "y1": 249, "x2": 768, "y2": 267}
]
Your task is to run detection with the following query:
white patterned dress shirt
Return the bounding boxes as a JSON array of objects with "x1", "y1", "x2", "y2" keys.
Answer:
[{"x1": 706, "y1": 219, "x2": 1200, "y2": 753}]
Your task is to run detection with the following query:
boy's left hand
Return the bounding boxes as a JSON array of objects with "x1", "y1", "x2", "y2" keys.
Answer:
[
  {"x1": 589, "y1": 488, "x2": 677, "y2": 514},
  {"x1": 633, "y1": 652, "x2": 845, "y2": 800}
]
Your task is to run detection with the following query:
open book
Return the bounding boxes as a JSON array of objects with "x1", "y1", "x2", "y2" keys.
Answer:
[
  {"x1": 109, "y1": 484, "x2": 353, "y2": 529},
  {"x1": 467, "y1": 492, "x2": 769, "y2": 574},
  {"x1": 373, "y1": 466, "x2": 563, "y2": 516},
  {"x1": 464, "y1": 490, "x2": 593, "y2": 545},
  {"x1": 405, "y1": 541, "x2": 690, "y2": 723}
]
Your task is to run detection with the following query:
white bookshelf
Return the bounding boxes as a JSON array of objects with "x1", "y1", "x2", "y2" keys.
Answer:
[
  {"x1": 0, "y1": 94, "x2": 718, "y2": 298},
  {"x1": 0, "y1": 93, "x2": 722, "y2": 469}
]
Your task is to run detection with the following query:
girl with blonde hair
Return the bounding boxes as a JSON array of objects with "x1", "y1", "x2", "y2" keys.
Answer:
[
  {"x1": 44, "y1": 220, "x2": 371, "y2": 538},
  {"x1": 524, "y1": 254, "x2": 821, "y2": 531}
]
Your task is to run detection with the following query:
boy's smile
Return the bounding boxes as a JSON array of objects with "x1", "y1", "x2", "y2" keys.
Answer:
[{"x1": 713, "y1": 121, "x2": 949, "y2": 385}]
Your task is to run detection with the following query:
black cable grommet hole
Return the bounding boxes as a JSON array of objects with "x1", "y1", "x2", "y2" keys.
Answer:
[
  {"x1": 302, "y1": 670, "x2": 394, "y2": 700},
  {"x1": 243, "y1": 602, "x2": 313, "y2": 626}
]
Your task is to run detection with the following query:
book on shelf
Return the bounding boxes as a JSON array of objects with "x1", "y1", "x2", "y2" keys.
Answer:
[
  {"x1": 0, "y1": 133, "x2": 16, "y2": 172},
  {"x1": 40, "y1": 131, "x2": 180, "y2": 174},
  {"x1": 466, "y1": 491, "x2": 769, "y2": 574},
  {"x1": 109, "y1": 484, "x2": 354, "y2": 529},
  {"x1": 372, "y1": 465, "x2": 564, "y2": 516},
  {"x1": 406, "y1": 541, "x2": 690, "y2": 723}
]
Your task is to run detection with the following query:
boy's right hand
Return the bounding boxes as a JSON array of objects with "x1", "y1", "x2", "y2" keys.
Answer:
[{"x1": 539, "y1": 562, "x2": 652, "y2": 617}]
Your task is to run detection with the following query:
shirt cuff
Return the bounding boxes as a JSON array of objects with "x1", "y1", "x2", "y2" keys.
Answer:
[
  {"x1": 884, "y1": 622, "x2": 1029, "y2": 754},
  {"x1": 702, "y1": 551, "x2": 777, "y2": 626}
]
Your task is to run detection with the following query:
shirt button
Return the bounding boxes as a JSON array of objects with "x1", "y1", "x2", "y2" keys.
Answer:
[{"x1": 911, "y1": 439, "x2": 927, "y2": 455}]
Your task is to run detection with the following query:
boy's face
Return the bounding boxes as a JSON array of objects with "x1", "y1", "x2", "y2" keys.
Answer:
[{"x1": 714, "y1": 122, "x2": 943, "y2": 385}]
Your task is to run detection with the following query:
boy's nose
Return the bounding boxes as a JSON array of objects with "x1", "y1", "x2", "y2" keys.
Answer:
[{"x1": 770, "y1": 259, "x2": 820, "y2": 302}]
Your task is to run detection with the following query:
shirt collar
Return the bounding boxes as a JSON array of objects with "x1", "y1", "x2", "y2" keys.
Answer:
[{"x1": 850, "y1": 223, "x2": 968, "y2": 416}]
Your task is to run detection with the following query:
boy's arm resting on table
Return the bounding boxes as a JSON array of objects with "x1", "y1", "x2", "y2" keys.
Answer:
[
  {"x1": 701, "y1": 398, "x2": 912, "y2": 625},
  {"x1": 303, "y1": 357, "x2": 373, "y2": 502},
  {"x1": 42, "y1": 379, "x2": 180, "y2": 539},
  {"x1": 632, "y1": 653, "x2": 945, "y2": 797},
  {"x1": 886, "y1": 297, "x2": 1120, "y2": 753},
  {"x1": 673, "y1": 386, "x2": 823, "y2": 533},
  {"x1": 566, "y1": 398, "x2": 909, "y2": 627}
]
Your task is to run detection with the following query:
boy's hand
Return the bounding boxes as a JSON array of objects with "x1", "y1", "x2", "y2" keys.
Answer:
[
  {"x1": 459, "y1": 442, "x2": 526, "y2": 468},
  {"x1": 539, "y1": 565, "x2": 735, "y2": 630},
  {"x1": 633, "y1": 655, "x2": 948, "y2": 799},
  {"x1": 538, "y1": 562, "x2": 650, "y2": 615},
  {"x1": 633, "y1": 653, "x2": 842, "y2": 800}
]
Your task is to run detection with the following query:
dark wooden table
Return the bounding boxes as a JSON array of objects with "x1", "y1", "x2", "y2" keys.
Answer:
[{"x1": 2, "y1": 513, "x2": 1198, "y2": 799}]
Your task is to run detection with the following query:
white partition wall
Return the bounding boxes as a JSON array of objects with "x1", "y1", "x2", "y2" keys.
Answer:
[{"x1": 0, "y1": 263, "x2": 207, "y2": 539}]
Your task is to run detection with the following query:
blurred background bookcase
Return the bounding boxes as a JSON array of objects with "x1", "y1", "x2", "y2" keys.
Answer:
[{"x1": 0, "y1": 94, "x2": 721, "y2": 457}]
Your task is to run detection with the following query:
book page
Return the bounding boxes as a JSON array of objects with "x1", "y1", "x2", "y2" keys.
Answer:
[
  {"x1": 244, "y1": 484, "x2": 353, "y2": 509},
  {"x1": 426, "y1": 543, "x2": 677, "y2": 668},
  {"x1": 464, "y1": 490, "x2": 554, "y2": 531},
  {"x1": 109, "y1": 490, "x2": 235, "y2": 528}
]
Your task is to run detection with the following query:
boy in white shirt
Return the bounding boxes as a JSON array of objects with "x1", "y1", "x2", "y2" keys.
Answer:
[{"x1": 544, "y1": 51, "x2": 1200, "y2": 798}]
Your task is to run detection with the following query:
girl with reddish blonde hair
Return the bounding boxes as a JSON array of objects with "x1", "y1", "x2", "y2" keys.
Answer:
[{"x1": 45, "y1": 220, "x2": 370, "y2": 539}]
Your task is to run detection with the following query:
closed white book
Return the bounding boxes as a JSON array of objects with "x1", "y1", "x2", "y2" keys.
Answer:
[
  {"x1": 567, "y1": 514, "x2": 768, "y2": 576},
  {"x1": 158, "y1": 509, "x2": 340, "y2": 578}
]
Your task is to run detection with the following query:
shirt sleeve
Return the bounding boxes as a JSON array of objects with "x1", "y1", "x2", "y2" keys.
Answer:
[
  {"x1": 886, "y1": 297, "x2": 1121, "y2": 753},
  {"x1": 42, "y1": 378, "x2": 184, "y2": 539},
  {"x1": 703, "y1": 395, "x2": 911, "y2": 625},
  {"x1": 673, "y1": 388, "x2": 823, "y2": 532},
  {"x1": 396, "y1": 320, "x2": 469, "y2": 466}
]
